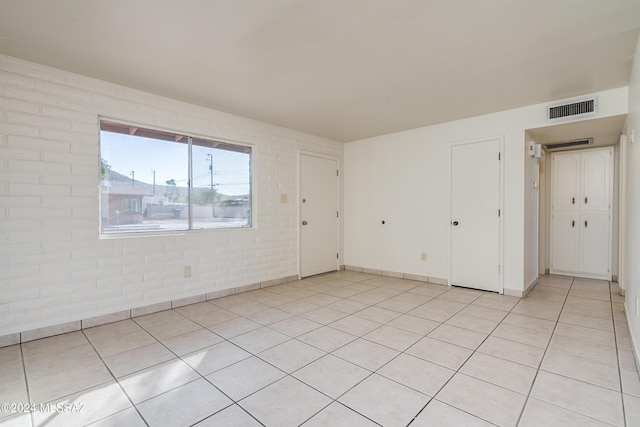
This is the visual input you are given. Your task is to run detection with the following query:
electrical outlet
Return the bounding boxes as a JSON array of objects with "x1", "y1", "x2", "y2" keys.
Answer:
[
  {"x1": 184, "y1": 266, "x2": 192, "y2": 278},
  {"x1": 421, "y1": 252, "x2": 427, "y2": 261}
]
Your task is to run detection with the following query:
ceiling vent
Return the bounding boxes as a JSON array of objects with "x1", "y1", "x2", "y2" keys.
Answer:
[
  {"x1": 543, "y1": 138, "x2": 593, "y2": 151},
  {"x1": 547, "y1": 97, "x2": 597, "y2": 121}
]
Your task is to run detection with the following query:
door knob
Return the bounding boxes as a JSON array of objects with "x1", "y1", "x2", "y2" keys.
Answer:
[
  {"x1": 452, "y1": 220, "x2": 459, "y2": 226},
  {"x1": 584, "y1": 196, "x2": 588, "y2": 204},
  {"x1": 584, "y1": 220, "x2": 588, "y2": 228},
  {"x1": 571, "y1": 220, "x2": 575, "y2": 227},
  {"x1": 302, "y1": 221, "x2": 308, "y2": 225}
]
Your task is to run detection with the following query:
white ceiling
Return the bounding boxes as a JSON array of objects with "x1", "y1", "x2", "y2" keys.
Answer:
[{"x1": 1, "y1": 0, "x2": 639, "y2": 142}]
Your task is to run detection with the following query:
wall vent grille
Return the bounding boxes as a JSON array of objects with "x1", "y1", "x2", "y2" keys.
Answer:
[
  {"x1": 548, "y1": 98, "x2": 597, "y2": 121},
  {"x1": 543, "y1": 138, "x2": 593, "y2": 150}
]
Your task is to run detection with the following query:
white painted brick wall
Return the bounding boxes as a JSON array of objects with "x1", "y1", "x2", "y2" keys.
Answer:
[{"x1": 0, "y1": 55, "x2": 344, "y2": 335}]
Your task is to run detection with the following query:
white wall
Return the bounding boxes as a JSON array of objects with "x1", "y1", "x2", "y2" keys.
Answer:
[
  {"x1": 538, "y1": 154, "x2": 548, "y2": 276},
  {"x1": 0, "y1": 55, "x2": 343, "y2": 336},
  {"x1": 523, "y1": 134, "x2": 539, "y2": 288},
  {"x1": 623, "y1": 35, "x2": 640, "y2": 362},
  {"x1": 344, "y1": 87, "x2": 628, "y2": 295}
]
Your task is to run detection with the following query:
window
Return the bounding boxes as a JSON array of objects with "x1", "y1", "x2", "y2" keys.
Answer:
[
  {"x1": 99, "y1": 120, "x2": 252, "y2": 234},
  {"x1": 123, "y1": 198, "x2": 141, "y2": 213}
]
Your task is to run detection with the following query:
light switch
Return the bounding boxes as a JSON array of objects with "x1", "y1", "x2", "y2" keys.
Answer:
[{"x1": 280, "y1": 194, "x2": 288, "y2": 203}]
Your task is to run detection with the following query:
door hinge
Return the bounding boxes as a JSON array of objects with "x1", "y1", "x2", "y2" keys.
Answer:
[
  {"x1": 337, "y1": 169, "x2": 339, "y2": 176},
  {"x1": 337, "y1": 211, "x2": 339, "y2": 218},
  {"x1": 498, "y1": 152, "x2": 501, "y2": 160},
  {"x1": 337, "y1": 253, "x2": 339, "y2": 259},
  {"x1": 498, "y1": 209, "x2": 501, "y2": 217}
]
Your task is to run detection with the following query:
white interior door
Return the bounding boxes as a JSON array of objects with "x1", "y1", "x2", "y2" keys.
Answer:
[
  {"x1": 552, "y1": 152, "x2": 580, "y2": 211},
  {"x1": 550, "y1": 211, "x2": 579, "y2": 272},
  {"x1": 550, "y1": 147, "x2": 612, "y2": 280},
  {"x1": 579, "y1": 212, "x2": 611, "y2": 276},
  {"x1": 581, "y1": 149, "x2": 611, "y2": 211},
  {"x1": 450, "y1": 139, "x2": 501, "y2": 292},
  {"x1": 300, "y1": 154, "x2": 338, "y2": 277}
]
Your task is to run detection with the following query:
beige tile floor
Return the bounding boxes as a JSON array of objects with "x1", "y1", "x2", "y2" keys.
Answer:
[{"x1": 0, "y1": 272, "x2": 638, "y2": 426}]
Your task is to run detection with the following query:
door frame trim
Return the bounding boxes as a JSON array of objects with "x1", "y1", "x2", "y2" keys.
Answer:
[
  {"x1": 619, "y1": 135, "x2": 627, "y2": 292},
  {"x1": 448, "y1": 135, "x2": 505, "y2": 294},
  {"x1": 297, "y1": 150, "x2": 341, "y2": 278}
]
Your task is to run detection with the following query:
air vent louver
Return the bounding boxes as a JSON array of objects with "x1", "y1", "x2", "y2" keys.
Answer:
[
  {"x1": 548, "y1": 98, "x2": 597, "y2": 121},
  {"x1": 543, "y1": 138, "x2": 593, "y2": 150}
]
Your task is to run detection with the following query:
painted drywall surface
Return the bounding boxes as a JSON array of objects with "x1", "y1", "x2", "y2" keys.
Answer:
[
  {"x1": 624, "y1": 35, "x2": 640, "y2": 362},
  {"x1": 612, "y1": 145, "x2": 620, "y2": 279},
  {"x1": 538, "y1": 155, "x2": 548, "y2": 276},
  {"x1": 0, "y1": 55, "x2": 344, "y2": 336},
  {"x1": 344, "y1": 87, "x2": 628, "y2": 293},
  {"x1": 523, "y1": 134, "x2": 539, "y2": 287}
]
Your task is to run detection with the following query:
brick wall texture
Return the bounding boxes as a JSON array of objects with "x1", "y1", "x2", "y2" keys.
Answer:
[{"x1": 0, "y1": 55, "x2": 344, "y2": 336}]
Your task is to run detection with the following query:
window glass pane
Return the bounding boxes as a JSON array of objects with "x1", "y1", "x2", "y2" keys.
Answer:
[
  {"x1": 100, "y1": 122, "x2": 189, "y2": 234},
  {"x1": 192, "y1": 138, "x2": 252, "y2": 229},
  {"x1": 123, "y1": 198, "x2": 141, "y2": 213},
  {"x1": 99, "y1": 121, "x2": 252, "y2": 235}
]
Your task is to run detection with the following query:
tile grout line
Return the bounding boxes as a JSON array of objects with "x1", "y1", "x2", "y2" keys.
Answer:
[
  {"x1": 212, "y1": 276, "x2": 460, "y2": 426},
  {"x1": 88, "y1": 309, "x2": 248, "y2": 426},
  {"x1": 144, "y1": 288, "x2": 386, "y2": 426},
  {"x1": 105, "y1": 312, "x2": 262, "y2": 426},
  {"x1": 18, "y1": 342, "x2": 35, "y2": 427},
  {"x1": 4, "y1": 273, "x2": 425, "y2": 427},
  {"x1": 147, "y1": 311, "x2": 272, "y2": 426},
  {"x1": 11, "y1": 273, "x2": 628, "y2": 426},
  {"x1": 285, "y1": 277, "x2": 436, "y2": 426},
  {"x1": 198, "y1": 298, "x2": 378, "y2": 426},
  {"x1": 328, "y1": 282, "x2": 553, "y2": 426},
  {"x1": 256, "y1": 280, "x2": 395, "y2": 424},
  {"x1": 514, "y1": 277, "x2": 625, "y2": 426},
  {"x1": 390, "y1": 291, "x2": 512, "y2": 425},
  {"x1": 512, "y1": 276, "x2": 574, "y2": 426},
  {"x1": 406, "y1": 286, "x2": 533, "y2": 426},
  {"x1": 610, "y1": 279, "x2": 628, "y2": 427},
  {"x1": 79, "y1": 328, "x2": 151, "y2": 427},
  {"x1": 21, "y1": 333, "x2": 131, "y2": 426},
  {"x1": 196, "y1": 274, "x2": 388, "y2": 425}
]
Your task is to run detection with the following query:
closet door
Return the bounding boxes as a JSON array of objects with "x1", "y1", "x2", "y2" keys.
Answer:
[
  {"x1": 581, "y1": 149, "x2": 611, "y2": 211},
  {"x1": 552, "y1": 152, "x2": 580, "y2": 211},
  {"x1": 551, "y1": 211, "x2": 579, "y2": 273},
  {"x1": 578, "y1": 212, "x2": 611, "y2": 277},
  {"x1": 550, "y1": 147, "x2": 612, "y2": 280}
]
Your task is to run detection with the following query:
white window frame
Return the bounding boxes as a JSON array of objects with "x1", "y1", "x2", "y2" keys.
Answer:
[{"x1": 99, "y1": 119, "x2": 254, "y2": 235}]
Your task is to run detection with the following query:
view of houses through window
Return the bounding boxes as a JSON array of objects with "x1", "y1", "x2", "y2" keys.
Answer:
[{"x1": 99, "y1": 121, "x2": 252, "y2": 234}]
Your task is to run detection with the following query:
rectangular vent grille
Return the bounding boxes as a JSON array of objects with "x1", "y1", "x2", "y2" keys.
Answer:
[
  {"x1": 543, "y1": 138, "x2": 593, "y2": 150},
  {"x1": 548, "y1": 98, "x2": 596, "y2": 121}
]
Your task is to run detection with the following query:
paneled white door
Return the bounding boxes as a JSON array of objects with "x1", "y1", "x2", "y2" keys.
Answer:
[
  {"x1": 552, "y1": 152, "x2": 580, "y2": 211},
  {"x1": 581, "y1": 150, "x2": 611, "y2": 211},
  {"x1": 450, "y1": 139, "x2": 502, "y2": 293},
  {"x1": 550, "y1": 147, "x2": 612, "y2": 279},
  {"x1": 551, "y1": 211, "x2": 579, "y2": 272},
  {"x1": 300, "y1": 154, "x2": 338, "y2": 277},
  {"x1": 579, "y1": 212, "x2": 611, "y2": 276}
]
